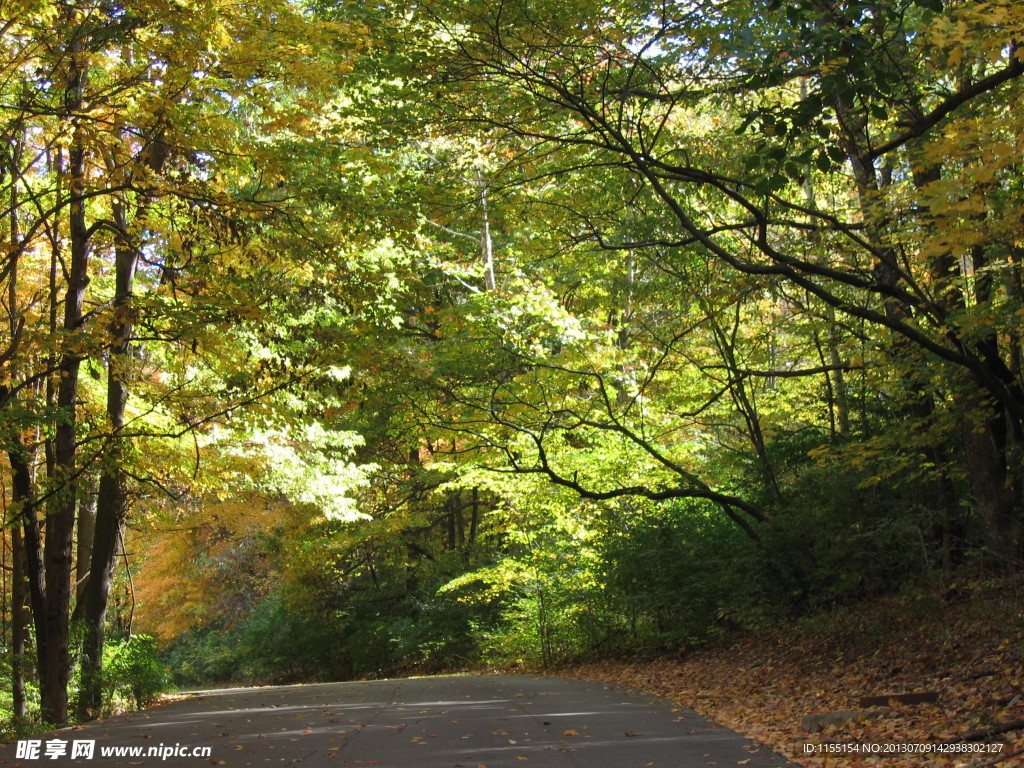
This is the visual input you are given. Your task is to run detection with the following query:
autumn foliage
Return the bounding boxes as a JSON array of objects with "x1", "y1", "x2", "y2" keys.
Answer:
[{"x1": 3, "y1": 0, "x2": 1024, "y2": 739}]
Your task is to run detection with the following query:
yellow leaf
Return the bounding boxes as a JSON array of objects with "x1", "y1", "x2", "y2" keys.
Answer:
[{"x1": 993, "y1": 141, "x2": 1013, "y2": 158}]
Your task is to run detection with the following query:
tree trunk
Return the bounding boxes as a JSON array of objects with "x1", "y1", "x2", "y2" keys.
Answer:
[
  {"x1": 78, "y1": 196, "x2": 138, "y2": 719},
  {"x1": 74, "y1": 478, "x2": 97, "y2": 613},
  {"x1": 960, "y1": 396, "x2": 1017, "y2": 566},
  {"x1": 469, "y1": 488, "x2": 480, "y2": 544},
  {"x1": 5, "y1": 432, "x2": 49, "y2": 707},
  {"x1": 477, "y1": 174, "x2": 496, "y2": 291},
  {"x1": 77, "y1": 470, "x2": 128, "y2": 718},
  {"x1": 3, "y1": 426, "x2": 36, "y2": 722},
  {"x1": 41, "y1": 32, "x2": 91, "y2": 721},
  {"x1": 826, "y1": 307, "x2": 850, "y2": 438},
  {"x1": 4, "y1": 127, "x2": 31, "y2": 722},
  {"x1": 11, "y1": 524, "x2": 29, "y2": 721}
]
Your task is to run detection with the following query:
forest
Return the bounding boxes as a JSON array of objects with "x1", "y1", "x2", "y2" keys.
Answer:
[{"x1": 1, "y1": 0, "x2": 1023, "y2": 730}]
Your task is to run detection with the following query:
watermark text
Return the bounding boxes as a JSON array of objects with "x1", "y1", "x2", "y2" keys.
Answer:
[{"x1": 16, "y1": 739, "x2": 213, "y2": 761}]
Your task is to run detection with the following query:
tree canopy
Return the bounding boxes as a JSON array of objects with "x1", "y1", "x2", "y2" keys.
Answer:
[{"x1": 1, "y1": 0, "x2": 1023, "y2": 723}]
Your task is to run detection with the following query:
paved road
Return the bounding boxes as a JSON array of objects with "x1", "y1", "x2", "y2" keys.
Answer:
[{"x1": 0, "y1": 675, "x2": 797, "y2": 767}]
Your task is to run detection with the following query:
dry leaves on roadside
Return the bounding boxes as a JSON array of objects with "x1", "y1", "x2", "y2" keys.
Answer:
[{"x1": 555, "y1": 582, "x2": 1024, "y2": 768}]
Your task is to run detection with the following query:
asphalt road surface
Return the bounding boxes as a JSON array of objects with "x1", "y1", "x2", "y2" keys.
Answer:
[{"x1": 0, "y1": 675, "x2": 798, "y2": 767}]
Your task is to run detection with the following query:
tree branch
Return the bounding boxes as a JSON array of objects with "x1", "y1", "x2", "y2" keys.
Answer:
[{"x1": 867, "y1": 52, "x2": 1024, "y2": 161}]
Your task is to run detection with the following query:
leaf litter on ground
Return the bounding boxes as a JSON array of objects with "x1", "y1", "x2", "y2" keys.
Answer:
[{"x1": 553, "y1": 578, "x2": 1024, "y2": 767}]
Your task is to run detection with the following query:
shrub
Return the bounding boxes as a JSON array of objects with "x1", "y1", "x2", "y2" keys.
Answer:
[{"x1": 104, "y1": 635, "x2": 170, "y2": 709}]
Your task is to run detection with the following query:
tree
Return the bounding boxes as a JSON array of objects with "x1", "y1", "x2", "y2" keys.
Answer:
[
  {"x1": 1, "y1": 0, "x2": 363, "y2": 722},
  {"x1": 354, "y1": 0, "x2": 1024, "y2": 561}
]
